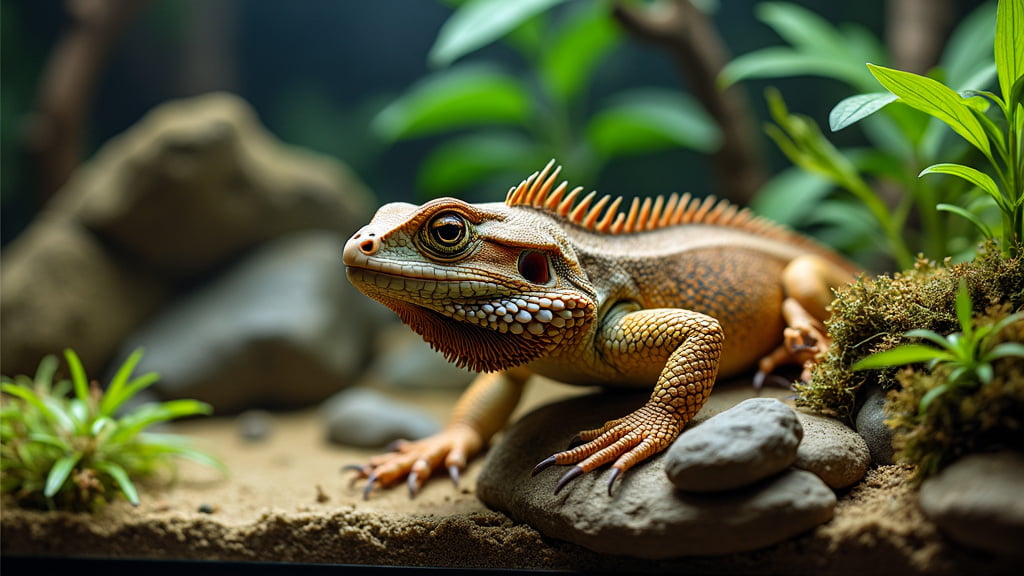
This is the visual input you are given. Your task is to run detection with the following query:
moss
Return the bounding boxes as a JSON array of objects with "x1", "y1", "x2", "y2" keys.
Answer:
[{"x1": 795, "y1": 243, "x2": 1024, "y2": 422}]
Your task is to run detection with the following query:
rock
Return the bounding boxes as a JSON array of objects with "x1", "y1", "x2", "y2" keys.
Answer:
[
  {"x1": 477, "y1": 391, "x2": 836, "y2": 558},
  {"x1": 919, "y1": 451, "x2": 1024, "y2": 556},
  {"x1": 855, "y1": 384, "x2": 896, "y2": 465},
  {"x1": 322, "y1": 387, "x2": 440, "y2": 448},
  {"x1": 113, "y1": 231, "x2": 372, "y2": 412},
  {"x1": 665, "y1": 398, "x2": 802, "y2": 492},
  {"x1": 793, "y1": 410, "x2": 870, "y2": 489},
  {"x1": 49, "y1": 92, "x2": 373, "y2": 278},
  {"x1": 0, "y1": 216, "x2": 165, "y2": 377},
  {"x1": 237, "y1": 410, "x2": 274, "y2": 442},
  {"x1": 364, "y1": 324, "x2": 477, "y2": 390}
]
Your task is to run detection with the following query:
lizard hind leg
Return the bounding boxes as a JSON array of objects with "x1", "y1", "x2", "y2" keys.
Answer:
[{"x1": 755, "y1": 254, "x2": 856, "y2": 389}]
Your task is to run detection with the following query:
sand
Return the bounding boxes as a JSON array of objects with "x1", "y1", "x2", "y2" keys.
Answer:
[{"x1": 0, "y1": 379, "x2": 1016, "y2": 574}]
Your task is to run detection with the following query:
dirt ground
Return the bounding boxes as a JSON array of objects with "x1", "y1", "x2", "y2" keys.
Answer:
[{"x1": 0, "y1": 378, "x2": 1017, "y2": 574}]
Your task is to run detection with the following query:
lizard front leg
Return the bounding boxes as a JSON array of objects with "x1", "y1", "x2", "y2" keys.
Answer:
[
  {"x1": 533, "y1": 307, "x2": 723, "y2": 494},
  {"x1": 348, "y1": 367, "x2": 529, "y2": 498}
]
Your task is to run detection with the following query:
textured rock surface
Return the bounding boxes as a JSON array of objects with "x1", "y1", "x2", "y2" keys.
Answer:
[
  {"x1": 855, "y1": 384, "x2": 895, "y2": 465},
  {"x1": 477, "y1": 390, "x2": 836, "y2": 558},
  {"x1": 49, "y1": 92, "x2": 372, "y2": 278},
  {"x1": 0, "y1": 216, "x2": 166, "y2": 377},
  {"x1": 322, "y1": 387, "x2": 440, "y2": 448},
  {"x1": 114, "y1": 231, "x2": 371, "y2": 411},
  {"x1": 665, "y1": 398, "x2": 802, "y2": 492},
  {"x1": 794, "y1": 410, "x2": 871, "y2": 489},
  {"x1": 919, "y1": 451, "x2": 1024, "y2": 556}
]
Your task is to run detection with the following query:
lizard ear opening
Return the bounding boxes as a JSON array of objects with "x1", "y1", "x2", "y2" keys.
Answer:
[{"x1": 518, "y1": 250, "x2": 553, "y2": 285}]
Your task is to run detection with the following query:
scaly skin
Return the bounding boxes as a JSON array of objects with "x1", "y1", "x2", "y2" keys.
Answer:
[{"x1": 342, "y1": 161, "x2": 859, "y2": 497}]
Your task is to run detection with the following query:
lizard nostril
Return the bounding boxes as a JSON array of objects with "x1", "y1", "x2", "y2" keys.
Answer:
[{"x1": 359, "y1": 238, "x2": 378, "y2": 255}]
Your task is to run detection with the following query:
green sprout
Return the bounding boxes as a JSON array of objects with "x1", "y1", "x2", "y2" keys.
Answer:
[
  {"x1": 1, "y1": 349, "x2": 224, "y2": 511},
  {"x1": 852, "y1": 279, "x2": 1024, "y2": 415}
]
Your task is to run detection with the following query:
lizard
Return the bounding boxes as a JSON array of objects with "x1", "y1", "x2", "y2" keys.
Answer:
[{"x1": 342, "y1": 160, "x2": 860, "y2": 498}]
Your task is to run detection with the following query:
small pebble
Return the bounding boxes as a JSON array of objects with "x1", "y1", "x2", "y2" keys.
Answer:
[{"x1": 237, "y1": 410, "x2": 274, "y2": 442}]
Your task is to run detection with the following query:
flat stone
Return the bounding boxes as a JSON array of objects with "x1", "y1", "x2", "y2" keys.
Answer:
[
  {"x1": 665, "y1": 398, "x2": 802, "y2": 492},
  {"x1": 113, "y1": 231, "x2": 373, "y2": 412},
  {"x1": 478, "y1": 389, "x2": 836, "y2": 558},
  {"x1": 855, "y1": 384, "x2": 895, "y2": 465},
  {"x1": 919, "y1": 451, "x2": 1024, "y2": 556},
  {"x1": 322, "y1": 387, "x2": 440, "y2": 448},
  {"x1": 793, "y1": 410, "x2": 870, "y2": 489}
]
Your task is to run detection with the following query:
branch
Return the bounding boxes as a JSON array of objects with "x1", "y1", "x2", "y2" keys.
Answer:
[
  {"x1": 612, "y1": 0, "x2": 766, "y2": 204},
  {"x1": 27, "y1": 0, "x2": 148, "y2": 204},
  {"x1": 886, "y1": 0, "x2": 952, "y2": 76}
]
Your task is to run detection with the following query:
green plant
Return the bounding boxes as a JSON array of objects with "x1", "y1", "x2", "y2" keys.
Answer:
[
  {"x1": 852, "y1": 279, "x2": 1024, "y2": 412},
  {"x1": 1, "y1": 349, "x2": 224, "y2": 511},
  {"x1": 372, "y1": 0, "x2": 721, "y2": 198},
  {"x1": 725, "y1": 1, "x2": 1014, "y2": 267}
]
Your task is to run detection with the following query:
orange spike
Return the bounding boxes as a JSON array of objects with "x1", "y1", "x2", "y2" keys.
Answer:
[
  {"x1": 532, "y1": 164, "x2": 562, "y2": 206},
  {"x1": 569, "y1": 191, "x2": 597, "y2": 224},
  {"x1": 623, "y1": 197, "x2": 641, "y2": 233},
  {"x1": 531, "y1": 160, "x2": 556, "y2": 198},
  {"x1": 557, "y1": 187, "x2": 584, "y2": 217},
  {"x1": 610, "y1": 212, "x2": 626, "y2": 234},
  {"x1": 670, "y1": 192, "x2": 693, "y2": 225},
  {"x1": 544, "y1": 181, "x2": 569, "y2": 210},
  {"x1": 693, "y1": 195, "x2": 717, "y2": 222},
  {"x1": 660, "y1": 193, "x2": 679, "y2": 228},
  {"x1": 647, "y1": 195, "x2": 665, "y2": 230},
  {"x1": 636, "y1": 197, "x2": 653, "y2": 231},
  {"x1": 593, "y1": 195, "x2": 622, "y2": 232}
]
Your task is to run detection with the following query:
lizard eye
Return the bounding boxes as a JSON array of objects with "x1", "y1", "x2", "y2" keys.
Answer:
[{"x1": 422, "y1": 211, "x2": 472, "y2": 258}]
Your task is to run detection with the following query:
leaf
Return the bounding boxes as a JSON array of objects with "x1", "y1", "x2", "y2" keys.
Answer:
[
  {"x1": 918, "y1": 385, "x2": 949, "y2": 414},
  {"x1": 954, "y1": 279, "x2": 974, "y2": 337},
  {"x1": 100, "y1": 349, "x2": 146, "y2": 417},
  {"x1": 417, "y1": 131, "x2": 539, "y2": 195},
  {"x1": 372, "y1": 65, "x2": 530, "y2": 141},
  {"x1": 986, "y1": 342, "x2": 1024, "y2": 360},
  {"x1": 63, "y1": 349, "x2": 90, "y2": 405},
  {"x1": 33, "y1": 355, "x2": 59, "y2": 391},
  {"x1": 93, "y1": 461, "x2": 139, "y2": 506},
  {"x1": 540, "y1": 2, "x2": 620, "y2": 104},
  {"x1": 720, "y1": 48, "x2": 868, "y2": 89},
  {"x1": 852, "y1": 344, "x2": 946, "y2": 371},
  {"x1": 750, "y1": 167, "x2": 833, "y2": 226},
  {"x1": 757, "y1": 2, "x2": 846, "y2": 56},
  {"x1": 942, "y1": 2, "x2": 997, "y2": 90},
  {"x1": 995, "y1": 0, "x2": 1024, "y2": 102},
  {"x1": 428, "y1": 0, "x2": 570, "y2": 67},
  {"x1": 867, "y1": 64, "x2": 992, "y2": 156},
  {"x1": 937, "y1": 203, "x2": 995, "y2": 241},
  {"x1": 587, "y1": 89, "x2": 721, "y2": 158},
  {"x1": 112, "y1": 400, "x2": 213, "y2": 443},
  {"x1": 920, "y1": 163, "x2": 1003, "y2": 202},
  {"x1": 829, "y1": 92, "x2": 898, "y2": 132},
  {"x1": 1, "y1": 383, "x2": 60, "y2": 425},
  {"x1": 44, "y1": 452, "x2": 82, "y2": 498}
]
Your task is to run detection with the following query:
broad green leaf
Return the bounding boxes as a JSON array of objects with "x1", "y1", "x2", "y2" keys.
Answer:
[
  {"x1": 720, "y1": 48, "x2": 868, "y2": 89},
  {"x1": 587, "y1": 89, "x2": 721, "y2": 158},
  {"x1": 429, "y1": 0, "x2": 569, "y2": 67},
  {"x1": 540, "y1": 2, "x2": 620, "y2": 104},
  {"x1": 757, "y1": 2, "x2": 847, "y2": 58},
  {"x1": 750, "y1": 167, "x2": 833, "y2": 226},
  {"x1": 995, "y1": 0, "x2": 1024, "y2": 102},
  {"x1": 93, "y1": 461, "x2": 139, "y2": 505},
  {"x1": 937, "y1": 203, "x2": 995, "y2": 241},
  {"x1": 852, "y1": 344, "x2": 947, "y2": 371},
  {"x1": 986, "y1": 342, "x2": 1024, "y2": 360},
  {"x1": 417, "y1": 131, "x2": 539, "y2": 195},
  {"x1": 920, "y1": 163, "x2": 1002, "y2": 201},
  {"x1": 867, "y1": 63, "x2": 991, "y2": 156},
  {"x1": 63, "y1": 349, "x2": 90, "y2": 404},
  {"x1": 373, "y1": 65, "x2": 530, "y2": 141},
  {"x1": 829, "y1": 92, "x2": 898, "y2": 132},
  {"x1": 44, "y1": 452, "x2": 82, "y2": 498}
]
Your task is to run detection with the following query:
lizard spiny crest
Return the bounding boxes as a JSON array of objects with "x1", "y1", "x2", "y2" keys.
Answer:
[{"x1": 507, "y1": 159, "x2": 779, "y2": 237}]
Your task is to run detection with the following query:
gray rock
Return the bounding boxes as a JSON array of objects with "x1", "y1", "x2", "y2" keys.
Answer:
[
  {"x1": 919, "y1": 451, "x2": 1024, "y2": 556},
  {"x1": 237, "y1": 410, "x2": 274, "y2": 442},
  {"x1": 322, "y1": 387, "x2": 440, "y2": 448},
  {"x1": 114, "y1": 231, "x2": 372, "y2": 412},
  {"x1": 477, "y1": 392, "x2": 836, "y2": 558},
  {"x1": 364, "y1": 324, "x2": 477, "y2": 390},
  {"x1": 855, "y1": 384, "x2": 895, "y2": 465},
  {"x1": 0, "y1": 216, "x2": 165, "y2": 377},
  {"x1": 793, "y1": 410, "x2": 870, "y2": 489},
  {"x1": 50, "y1": 92, "x2": 373, "y2": 278},
  {"x1": 665, "y1": 398, "x2": 802, "y2": 492}
]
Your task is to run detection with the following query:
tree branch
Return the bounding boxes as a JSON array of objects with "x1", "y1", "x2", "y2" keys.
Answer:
[
  {"x1": 886, "y1": 0, "x2": 952, "y2": 76},
  {"x1": 612, "y1": 0, "x2": 766, "y2": 204}
]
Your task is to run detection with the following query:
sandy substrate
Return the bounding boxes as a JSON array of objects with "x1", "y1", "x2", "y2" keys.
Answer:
[{"x1": 0, "y1": 378, "x2": 1016, "y2": 574}]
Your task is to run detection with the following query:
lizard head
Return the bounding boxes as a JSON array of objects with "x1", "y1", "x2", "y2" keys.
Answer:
[{"x1": 343, "y1": 196, "x2": 596, "y2": 373}]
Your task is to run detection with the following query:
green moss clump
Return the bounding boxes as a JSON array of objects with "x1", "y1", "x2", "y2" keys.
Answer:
[{"x1": 796, "y1": 243, "x2": 1024, "y2": 422}]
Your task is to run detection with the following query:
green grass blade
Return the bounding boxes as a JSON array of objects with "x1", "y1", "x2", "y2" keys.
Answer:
[
  {"x1": 33, "y1": 355, "x2": 59, "y2": 391},
  {"x1": 62, "y1": 349, "x2": 91, "y2": 405},
  {"x1": 2, "y1": 383, "x2": 60, "y2": 425},
  {"x1": 921, "y1": 163, "x2": 1003, "y2": 203},
  {"x1": 852, "y1": 344, "x2": 947, "y2": 370},
  {"x1": 985, "y1": 342, "x2": 1024, "y2": 361},
  {"x1": 100, "y1": 349, "x2": 145, "y2": 417},
  {"x1": 92, "y1": 461, "x2": 139, "y2": 506},
  {"x1": 44, "y1": 452, "x2": 82, "y2": 498},
  {"x1": 937, "y1": 203, "x2": 995, "y2": 241},
  {"x1": 954, "y1": 279, "x2": 974, "y2": 337},
  {"x1": 918, "y1": 385, "x2": 949, "y2": 414}
]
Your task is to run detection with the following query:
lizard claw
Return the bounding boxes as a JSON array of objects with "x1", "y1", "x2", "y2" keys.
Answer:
[
  {"x1": 531, "y1": 455, "x2": 557, "y2": 477},
  {"x1": 363, "y1": 474, "x2": 378, "y2": 500},
  {"x1": 606, "y1": 467, "x2": 622, "y2": 496},
  {"x1": 554, "y1": 466, "x2": 584, "y2": 495},
  {"x1": 448, "y1": 464, "x2": 461, "y2": 488}
]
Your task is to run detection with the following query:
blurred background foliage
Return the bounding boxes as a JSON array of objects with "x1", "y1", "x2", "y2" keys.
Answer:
[{"x1": 1, "y1": 0, "x2": 992, "y2": 270}]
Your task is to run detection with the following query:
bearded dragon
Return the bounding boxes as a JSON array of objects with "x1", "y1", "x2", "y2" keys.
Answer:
[{"x1": 343, "y1": 160, "x2": 859, "y2": 498}]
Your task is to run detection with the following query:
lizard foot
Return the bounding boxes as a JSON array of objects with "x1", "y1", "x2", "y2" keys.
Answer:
[
  {"x1": 754, "y1": 299, "x2": 831, "y2": 390},
  {"x1": 343, "y1": 424, "x2": 483, "y2": 499},
  {"x1": 532, "y1": 403, "x2": 682, "y2": 496}
]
